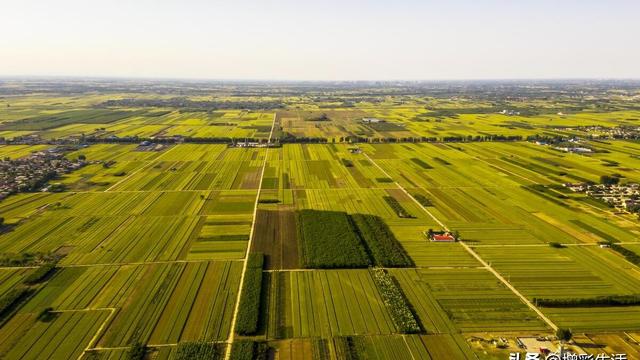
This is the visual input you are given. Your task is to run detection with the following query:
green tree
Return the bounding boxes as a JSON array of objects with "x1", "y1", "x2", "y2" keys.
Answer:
[
  {"x1": 600, "y1": 175, "x2": 620, "y2": 185},
  {"x1": 127, "y1": 342, "x2": 147, "y2": 360},
  {"x1": 556, "y1": 328, "x2": 572, "y2": 341}
]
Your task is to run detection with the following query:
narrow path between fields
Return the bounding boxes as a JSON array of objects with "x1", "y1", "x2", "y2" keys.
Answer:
[
  {"x1": 76, "y1": 307, "x2": 117, "y2": 360},
  {"x1": 362, "y1": 150, "x2": 559, "y2": 332},
  {"x1": 224, "y1": 113, "x2": 277, "y2": 360}
]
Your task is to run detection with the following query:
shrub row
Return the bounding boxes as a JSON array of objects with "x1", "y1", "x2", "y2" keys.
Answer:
[
  {"x1": 370, "y1": 268, "x2": 421, "y2": 333},
  {"x1": 610, "y1": 244, "x2": 640, "y2": 266},
  {"x1": 0, "y1": 252, "x2": 60, "y2": 266},
  {"x1": 383, "y1": 196, "x2": 415, "y2": 218},
  {"x1": 230, "y1": 340, "x2": 269, "y2": 360},
  {"x1": 23, "y1": 263, "x2": 56, "y2": 285},
  {"x1": 298, "y1": 210, "x2": 370, "y2": 269},
  {"x1": 534, "y1": 295, "x2": 640, "y2": 308},
  {"x1": 257, "y1": 199, "x2": 280, "y2": 204},
  {"x1": 176, "y1": 341, "x2": 222, "y2": 360},
  {"x1": 0, "y1": 287, "x2": 32, "y2": 320},
  {"x1": 350, "y1": 214, "x2": 413, "y2": 267},
  {"x1": 235, "y1": 253, "x2": 264, "y2": 335},
  {"x1": 332, "y1": 337, "x2": 362, "y2": 360}
]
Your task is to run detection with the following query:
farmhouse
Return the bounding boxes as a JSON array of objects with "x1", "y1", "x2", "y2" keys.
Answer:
[
  {"x1": 426, "y1": 230, "x2": 457, "y2": 242},
  {"x1": 362, "y1": 118, "x2": 383, "y2": 124},
  {"x1": 431, "y1": 234, "x2": 456, "y2": 242}
]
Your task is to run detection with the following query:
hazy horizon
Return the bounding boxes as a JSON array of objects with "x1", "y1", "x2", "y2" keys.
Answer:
[{"x1": 2, "y1": 0, "x2": 639, "y2": 81}]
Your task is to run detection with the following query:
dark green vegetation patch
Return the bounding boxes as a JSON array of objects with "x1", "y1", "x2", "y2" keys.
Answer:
[
  {"x1": 534, "y1": 295, "x2": 640, "y2": 308},
  {"x1": 298, "y1": 210, "x2": 370, "y2": 269},
  {"x1": 351, "y1": 214, "x2": 413, "y2": 267},
  {"x1": 235, "y1": 253, "x2": 265, "y2": 335},
  {"x1": 175, "y1": 341, "x2": 223, "y2": 360},
  {"x1": 297, "y1": 210, "x2": 414, "y2": 269},
  {"x1": 230, "y1": 340, "x2": 269, "y2": 360}
]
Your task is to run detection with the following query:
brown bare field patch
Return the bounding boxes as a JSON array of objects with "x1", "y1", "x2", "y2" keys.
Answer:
[{"x1": 251, "y1": 209, "x2": 300, "y2": 270}]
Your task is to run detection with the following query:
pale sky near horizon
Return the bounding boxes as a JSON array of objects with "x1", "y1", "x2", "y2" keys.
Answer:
[{"x1": 1, "y1": 0, "x2": 639, "y2": 81}]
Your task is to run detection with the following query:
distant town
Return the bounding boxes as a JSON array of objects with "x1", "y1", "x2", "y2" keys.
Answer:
[{"x1": 0, "y1": 147, "x2": 86, "y2": 200}]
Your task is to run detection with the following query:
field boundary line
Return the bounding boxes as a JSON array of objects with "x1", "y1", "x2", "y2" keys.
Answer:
[
  {"x1": 77, "y1": 307, "x2": 117, "y2": 360},
  {"x1": 402, "y1": 335, "x2": 417, "y2": 360},
  {"x1": 104, "y1": 145, "x2": 178, "y2": 192},
  {"x1": 362, "y1": 149, "x2": 558, "y2": 332},
  {"x1": 224, "y1": 113, "x2": 277, "y2": 360}
]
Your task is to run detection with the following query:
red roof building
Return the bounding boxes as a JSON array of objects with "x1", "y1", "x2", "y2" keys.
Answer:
[{"x1": 431, "y1": 233, "x2": 456, "y2": 242}]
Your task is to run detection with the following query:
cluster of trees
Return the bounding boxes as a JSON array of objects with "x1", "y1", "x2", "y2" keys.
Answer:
[
  {"x1": 350, "y1": 214, "x2": 414, "y2": 267},
  {"x1": 600, "y1": 174, "x2": 621, "y2": 185},
  {"x1": 370, "y1": 268, "x2": 421, "y2": 333},
  {"x1": 298, "y1": 210, "x2": 414, "y2": 269},
  {"x1": 99, "y1": 98, "x2": 285, "y2": 110},
  {"x1": 0, "y1": 287, "x2": 33, "y2": 321},
  {"x1": 235, "y1": 253, "x2": 264, "y2": 335},
  {"x1": 230, "y1": 340, "x2": 269, "y2": 360},
  {"x1": 534, "y1": 295, "x2": 640, "y2": 307},
  {"x1": 23, "y1": 263, "x2": 56, "y2": 285},
  {"x1": 126, "y1": 342, "x2": 147, "y2": 360},
  {"x1": 280, "y1": 133, "x2": 329, "y2": 143},
  {"x1": 442, "y1": 135, "x2": 524, "y2": 142},
  {"x1": 174, "y1": 341, "x2": 223, "y2": 360},
  {"x1": 298, "y1": 210, "x2": 371, "y2": 268},
  {"x1": 0, "y1": 251, "x2": 60, "y2": 266}
]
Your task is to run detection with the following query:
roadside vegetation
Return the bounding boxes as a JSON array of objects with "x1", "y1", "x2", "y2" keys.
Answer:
[{"x1": 235, "y1": 253, "x2": 265, "y2": 335}]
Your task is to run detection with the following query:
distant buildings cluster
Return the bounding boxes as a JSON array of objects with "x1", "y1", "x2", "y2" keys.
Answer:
[
  {"x1": 533, "y1": 137, "x2": 594, "y2": 153},
  {"x1": 582, "y1": 125, "x2": 640, "y2": 140},
  {"x1": 563, "y1": 182, "x2": 640, "y2": 213},
  {"x1": 0, "y1": 148, "x2": 86, "y2": 200}
]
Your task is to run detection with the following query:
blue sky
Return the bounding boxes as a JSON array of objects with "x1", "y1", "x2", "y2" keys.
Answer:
[{"x1": 1, "y1": 0, "x2": 638, "y2": 80}]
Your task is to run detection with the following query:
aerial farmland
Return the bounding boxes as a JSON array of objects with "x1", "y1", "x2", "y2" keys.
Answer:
[{"x1": 1, "y1": 79, "x2": 640, "y2": 360}]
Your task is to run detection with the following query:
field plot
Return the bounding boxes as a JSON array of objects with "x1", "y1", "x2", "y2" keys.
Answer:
[
  {"x1": 269, "y1": 333, "x2": 475, "y2": 360},
  {"x1": 250, "y1": 209, "x2": 300, "y2": 269},
  {"x1": 365, "y1": 142, "x2": 640, "y2": 246},
  {"x1": 0, "y1": 260, "x2": 242, "y2": 355},
  {"x1": 265, "y1": 270, "x2": 397, "y2": 338},
  {"x1": 0, "y1": 310, "x2": 110, "y2": 359},
  {"x1": 392, "y1": 268, "x2": 548, "y2": 333},
  {"x1": 265, "y1": 144, "x2": 391, "y2": 190},
  {"x1": 474, "y1": 246, "x2": 640, "y2": 331},
  {"x1": 107, "y1": 146, "x2": 266, "y2": 191},
  {"x1": 0, "y1": 144, "x2": 50, "y2": 159}
]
